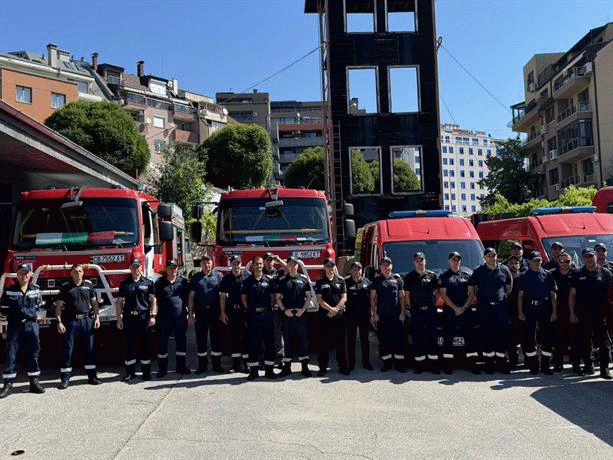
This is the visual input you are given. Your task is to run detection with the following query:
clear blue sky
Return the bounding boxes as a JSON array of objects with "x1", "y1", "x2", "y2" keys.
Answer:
[{"x1": 2, "y1": 0, "x2": 613, "y2": 139}]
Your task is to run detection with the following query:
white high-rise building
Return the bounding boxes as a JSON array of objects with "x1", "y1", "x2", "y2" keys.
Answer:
[{"x1": 440, "y1": 124, "x2": 497, "y2": 216}]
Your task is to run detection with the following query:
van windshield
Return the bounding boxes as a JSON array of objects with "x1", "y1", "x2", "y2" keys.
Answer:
[
  {"x1": 542, "y1": 235, "x2": 613, "y2": 266},
  {"x1": 382, "y1": 240, "x2": 484, "y2": 275}
]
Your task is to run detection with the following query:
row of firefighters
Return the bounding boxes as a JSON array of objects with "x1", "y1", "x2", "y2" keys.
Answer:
[{"x1": 1, "y1": 239, "x2": 613, "y2": 399}]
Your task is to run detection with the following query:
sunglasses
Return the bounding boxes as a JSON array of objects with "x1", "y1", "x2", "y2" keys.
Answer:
[{"x1": 559, "y1": 260, "x2": 571, "y2": 264}]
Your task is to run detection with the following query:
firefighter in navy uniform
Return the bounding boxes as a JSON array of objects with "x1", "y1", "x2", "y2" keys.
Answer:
[
  {"x1": 0, "y1": 263, "x2": 45, "y2": 398},
  {"x1": 370, "y1": 256, "x2": 406, "y2": 372},
  {"x1": 505, "y1": 255, "x2": 523, "y2": 369},
  {"x1": 276, "y1": 256, "x2": 312, "y2": 377},
  {"x1": 188, "y1": 255, "x2": 224, "y2": 374},
  {"x1": 242, "y1": 256, "x2": 277, "y2": 380},
  {"x1": 569, "y1": 248, "x2": 613, "y2": 378},
  {"x1": 219, "y1": 256, "x2": 248, "y2": 374},
  {"x1": 263, "y1": 252, "x2": 287, "y2": 366},
  {"x1": 345, "y1": 261, "x2": 373, "y2": 371},
  {"x1": 550, "y1": 251, "x2": 577, "y2": 372},
  {"x1": 543, "y1": 242, "x2": 564, "y2": 271},
  {"x1": 468, "y1": 247, "x2": 513, "y2": 374},
  {"x1": 315, "y1": 258, "x2": 349, "y2": 376},
  {"x1": 405, "y1": 252, "x2": 440, "y2": 374},
  {"x1": 439, "y1": 252, "x2": 478, "y2": 374},
  {"x1": 154, "y1": 259, "x2": 190, "y2": 377},
  {"x1": 55, "y1": 263, "x2": 101, "y2": 389},
  {"x1": 517, "y1": 251, "x2": 558, "y2": 375},
  {"x1": 510, "y1": 242, "x2": 529, "y2": 274},
  {"x1": 116, "y1": 258, "x2": 157, "y2": 382},
  {"x1": 595, "y1": 243, "x2": 613, "y2": 271}
]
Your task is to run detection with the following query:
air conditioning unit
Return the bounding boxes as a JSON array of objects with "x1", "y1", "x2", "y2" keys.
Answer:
[
  {"x1": 548, "y1": 149, "x2": 558, "y2": 160},
  {"x1": 528, "y1": 82, "x2": 536, "y2": 92},
  {"x1": 583, "y1": 62, "x2": 593, "y2": 74},
  {"x1": 553, "y1": 184, "x2": 561, "y2": 191},
  {"x1": 592, "y1": 153, "x2": 599, "y2": 163}
]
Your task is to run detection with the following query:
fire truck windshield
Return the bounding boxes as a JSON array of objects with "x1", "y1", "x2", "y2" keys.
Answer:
[
  {"x1": 218, "y1": 197, "x2": 330, "y2": 245},
  {"x1": 12, "y1": 198, "x2": 139, "y2": 249}
]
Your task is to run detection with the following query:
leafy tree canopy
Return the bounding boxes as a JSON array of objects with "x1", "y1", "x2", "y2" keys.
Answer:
[
  {"x1": 393, "y1": 159, "x2": 420, "y2": 192},
  {"x1": 283, "y1": 147, "x2": 325, "y2": 190},
  {"x1": 200, "y1": 123, "x2": 272, "y2": 189},
  {"x1": 44, "y1": 101, "x2": 150, "y2": 173}
]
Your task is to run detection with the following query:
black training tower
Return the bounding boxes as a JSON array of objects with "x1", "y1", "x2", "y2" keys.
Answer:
[{"x1": 305, "y1": 0, "x2": 442, "y2": 255}]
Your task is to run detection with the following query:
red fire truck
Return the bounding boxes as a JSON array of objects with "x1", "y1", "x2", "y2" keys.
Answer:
[
  {"x1": 194, "y1": 186, "x2": 335, "y2": 282},
  {"x1": 0, "y1": 186, "x2": 188, "y2": 331}
]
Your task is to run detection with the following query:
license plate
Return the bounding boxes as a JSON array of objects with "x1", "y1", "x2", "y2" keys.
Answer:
[
  {"x1": 91, "y1": 255, "x2": 125, "y2": 264},
  {"x1": 291, "y1": 251, "x2": 319, "y2": 259}
]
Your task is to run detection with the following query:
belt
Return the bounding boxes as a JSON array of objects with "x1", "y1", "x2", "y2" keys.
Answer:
[
  {"x1": 529, "y1": 300, "x2": 547, "y2": 307},
  {"x1": 253, "y1": 307, "x2": 271, "y2": 314},
  {"x1": 72, "y1": 313, "x2": 92, "y2": 320},
  {"x1": 416, "y1": 305, "x2": 432, "y2": 311},
  {"x1": 129, "y1": 310, "x2": 143, "y2": 317},
  {"x1": 20, "y1": 317, "x2": 37, "y2": 323}
]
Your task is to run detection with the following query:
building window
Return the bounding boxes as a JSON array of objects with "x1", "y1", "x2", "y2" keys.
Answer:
[
  {"x1": 472, "y1": 138, "x2": 479, "y2": 145},
  {"x1": 462, "y1": 205, "x2": 467, "y2": 213},
  {"x1": 391, "y1": 145, "x2": 422, "y2": 192},
  {"x1": 460, "y1": 170, "x2": 465, "y2": 178},
  {"x1": 449, "y1": 146, "x2": 454, "y2": 154},
  {"x1": 16, "y1": 86, "x2": 32, "y2": 104},
  {"x1": 471, "y1": 194, "x2": 476, "y2": 201},
  {"x1": 449, "y1": 170, "x2": 455, "y2": 177},
  {"x1": 461, "y1": 193, "x2": 466, "y2": 200},
  {"x1": 443, "y1": 181, "x2": 449, "y2": 188},
  {"x1": 468, "y1": 148, "x2": 473, "y2": 155},
  {"x1": 471, "y1": 205, "x2": 477, "y2": 212},
  {"x1": 449, "y1": 158, "x2": 454, "y2": 165},
  {"x1": 549, "y1": 168, "x2": 559, "y2": 185},
  {"x1": 345, "y1": 0, "x2": 376, "y2": 33},
  {"x1": 459, "y1": 147, "x2": 464, "y2": 154},
  {"x1": 350, "y1": 146, "x2": 381, "y2": 195},
  {"x1": 469, "y1": 159, "x2": 474, "y2": 167},
  {"x1": 78, "y1": 81, "x2": 90, "y2": 94},
  {"x1": 443, "y1": 170, "x2": 448, "y2": 177},
  {"x1": 483, "y1": 138, "x2": 488, "y2": 145},
  {"x1": 442, "y1": 158, "x2": 448, "y2": 165},
  {"x1": 479, "y1": 171, "x2": 484, "y2": 178},
  {"x1": 478, "y1": 149, "x2": 482, "y2": 156},
  {"x1": 388, "y1": 66, "x2": 419, "y2": 112},
  {"x1": 469, "y1": 171, "x2": 474, "y2": 178},
  {"x1": 459, "y1": 159, "x2": 464, "y2": 166},
  {"x1": 478, "y1": 160, "x2": 483, "y2": 167},
  {"x1": 154, "y1": 140, "x2": 166, "y2": 154},
  {"x1": 445, "y1": 205, "x2": 450, "y2": 210},
  {"x1": 386, "y1": 0, "x2": 416, "y2": 32},
  {"x1": 153, "y1": 116, "x2": 165, "y2": 129},
  {"x1": 470, "y1": 182, "x2": 475, "y2": 189},
  {"x1": 444, "y1": 193, "x2": 449, "y2": 200},
  {"x1": 442, "y1": 146, "x2": 447, "y2": 153},
  {"x1": 463, "y1": 137, "x2": 469, "y2": 144},
  {"x1": 451, "y1": 193, "x2": 456, "y2": 200},
  {"x1": 487, "y1": 149, "x2": 492, "y2": 156},
  {"x1": 455, "y1": 137, "x2": 462, "y2": 143},
  {"x1": 51, "y1": 93, "x2": 66, "y2": 109},
  {"x1": 460, "y1": 182, "x2": 466, "y2": 189},
  {"x1": 452, "y1": 205, "x2": 457, "y2": 212},
  {"x1": 445, "y1": 136, "x2": 450, "y2": 143},
  {"x1": 348, "y1": 68, "x2": 378, "y2": 114},
  {"x1": 451, "y1": 182, "x2": 455, "y2": 189}
]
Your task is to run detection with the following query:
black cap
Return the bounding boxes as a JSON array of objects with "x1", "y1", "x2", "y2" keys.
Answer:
[
  {"x1": 527, "y1": 251, "x2": 542, "y2": 261},
  {"x1": 551, "y1": 242, "x2": 564, "y2": 250},
  {"x1": 166, "y1": 259, "x2": 178, "y2": 267},
  {"x1": 510, "y1": 242, "x2": 522, "y2": 250},
  {"x1": 287, "y1": 256, "x2": 298, "y2": 264},
  {"x1": 380, "y1": 256, "x2": 393, "y2": 265},
  {"x1": 595, "y1": 243, "x2": 607, "y2": 251},
  {"x1": 129, "y1": 258, "x2": 142, "y2": 266},
  {"x1": 413, "y1": 252, "x2": 426, "y2": 260},
  {"x1": 484, "y1": 247, "x2": 497, "y2": 256},
  {"x1": 229, "y1": 255, "x2": 241, "y2": 264},
  {"x1": 201, "y1": 255, "x2": 212, "y2": 262},
  {"x1": 16, "y1": 263, "x2": 32, "y2": 272},
  {"x1": 448, "y1": 251, "x2": 462, "y2": 260},
  {"x1": 582, "y1": 247, "x2": 596, "y2": 257},
  {"x1": 350, "y1": 261, "x2": 362, "y2": 269},
  {"x1": 506, "y1": 255, "x2": 520, "y2": 262},
  {"x1": 324, "y1": 257, "x2": 335, "y2": 267},
  {"x1": 265, "y1": 252, "x2": 274, "y2": 260}
]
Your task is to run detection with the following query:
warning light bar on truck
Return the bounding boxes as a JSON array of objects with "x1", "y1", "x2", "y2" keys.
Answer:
[
  {"x1": 388, "y1": 210, "x2": 453, "y2": 219},
  {"x1": 531, "y1": 206, "x2": 596, "y2": 216}
]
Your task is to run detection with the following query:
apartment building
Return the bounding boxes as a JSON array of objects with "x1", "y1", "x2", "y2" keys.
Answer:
[
  {"x1": 0, "y1": 44, "x2": 111, "y2": 123},
  {"x1": 440, "y1": 124, "x2": 495, "y2": 216},
  {"x1": 511, "y1": 23, "x2": 613, "y2": 199},
  {"x1": 97, "y1": 59, "x2": 231, "y2": 166}
]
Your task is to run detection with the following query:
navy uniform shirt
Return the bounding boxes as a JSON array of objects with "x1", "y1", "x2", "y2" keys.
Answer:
[
  {"x1": 219, "y1": 272, "x2": 247, "y2": 310},
  {"x1": 315, "y1": 275, "x2": 346, "y2": 316},
  {"x1": 345, "y1": 276, "x2": 372, "y2": 321},
  {"x1": 118, "y1": 276, "x2": 154, "y2": 315},
  {"x1": 0, "y1": 283, "x2": 42, "y2": 322},
  {"x1": 59, "y1": 280, "x2": 96, "y2": 315},
  {"x1": 551, "y1": 267, "x2": 576, "y2": 317},
  {"x1": 370, "y1": 274, "x2": 404, "y2": 318},
  {"x1": 469, "y1": 263, "x2": 513, "y2": 304},
  {"x1": 277, "y1": 273, "x2": 310, "y2": 310},
  {"x1": 189, "y1": 271, "x2": 223, "y2": 309},
  {"x1": 570, "y1": 266, "x2": 612, "y2": 310},
  {"x1": 155, "y1": 276, "x2": 188, "y2": 317},
  {"x1": 242, "y1": 274, "x2": 274, "y2": 311},
  {"x1": 404, "y1": 270, "x2": 439, "y2": 309},
  {"x1": 518, "y1": 268, "x2": 557, "y2": 308},
  {"x1": 439, "y1": 269, "x2": 471, "y2": 309},
  {"x1": 542, "y1": 259, "x2": 558, "y2": 271}
]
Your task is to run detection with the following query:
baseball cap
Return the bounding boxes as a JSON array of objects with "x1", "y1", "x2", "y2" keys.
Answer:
[
  {"x1": 166, "y1": 259, "x2": 178, "y2": 267},
  {"x1": 484, "y1": 247, "x2": 497, "y2": 256},
  {"x1": 413, "y1": 252, "x2": 426, "y2": 260},
  {"x1": 324, "y1": 257, "x2": 335, "y2": 267},
  {"x1": 229, "y1": 255, "x2": 241, "y2": 264},
  {"x1": 16, "y1": 263, "x2": 32, "y2": 272},
  {"x1": 448, "y1": 251, "x2": 462, "y2": 260},
  {"x1": 350, "y1": 261, "x2": 362, "y2": 269},
  {"x1": 510, "y1": 242, "x2": 522, "y2": 251},
  {"x1": 526, "y1": 251, "x2": 542, "y2": 261},
  {"x1": 551, "y1": 242, "x2": 564, "y2": 250},
  {"x1": 380, "y1": 256, "x2": 393, "y2": 265},
  {"x1": 582, "y1": 247, "x2": 596, "y2": 257},
  {"x1": 129, "y1": 258, "x2": 142, "y2": 266},
  {"x1": 595, "y1": 243, "x2": 607, "y2": 251},
  {"x1": 201, "y1": 255, "x2": 212, "y2": 262},
  {"x1": 265, "y1": 252, "x2": 274, "y2": 260},
  {"x1": 287, "y1": 256, "x2": 298, "y2": 264}
]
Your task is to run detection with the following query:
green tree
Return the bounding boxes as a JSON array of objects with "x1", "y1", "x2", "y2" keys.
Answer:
[
  {"x1": 480, "y1": 137, "x2": 535, "y2": 207},
  {"x1": 283, "y1": 147, "x2": 325, "y2": 190},
  {"x1": 393, "y1": 159, "x2": 420, "y2": 191},
  {"x1": 152, "y1": 143, "x2": 210, "y2": 220},
  {"x1": 350, "y1": 149, "x2": 375, "y2": 194},
  {"x1": 200, "y1": 123, "x2": 272, "y2": 189},
  {"x1": 44, "y1": 101, "x2": 150, "y2": 173}
]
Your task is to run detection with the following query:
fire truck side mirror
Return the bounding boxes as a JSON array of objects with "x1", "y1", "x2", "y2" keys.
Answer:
[
  {"x1": 159, "y1": 221, "x2": 174, "y2": 242},
  {"x1": 344, "y1": 219, "x2": 356, "y2": 239},
  {"x1": 192, "y1": 205, "x2": 204, "y2": 219},
  {"x1": 344, "y1": 202, "x2": 354, "y2": 217},
  {"x1": 190, "y1": 222, "x2": 203, "y2": 243},
  {"x1": 158, "y1": 204, "x2": 172, "y2": 218}
]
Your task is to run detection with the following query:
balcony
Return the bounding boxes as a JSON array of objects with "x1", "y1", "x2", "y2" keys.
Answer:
[
  {"x1": 553, "y1": 63, "x2": 592, "y2": 99},
  {"x1": 557, "y1": 102, "x2": 592, "y2": 129},
  {"x1": 512, "y1": 100, "x2": 538, "y2": 132},
  {"x1": 173, "y1": 129, "x2": 198, "y2": 144},
  {"x1": 558, "y1": 136, "x2": 594, "y2": 162},
  {"x1": 277, "y1": 136, "x2": 324, "y2": 148},
  {"x1": 520, "y1": 132, "x2": 542, "y2": 151},
  {"x1": 173, "y1": 104, "x2": 197, "y2": 121}
]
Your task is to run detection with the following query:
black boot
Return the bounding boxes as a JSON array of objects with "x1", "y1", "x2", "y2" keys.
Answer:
[
  {"x1": 301, "y1": 362, "x2": 312, "y2": 377},
  {"x1": 484, "y1": 358, "x2": 495, "y2": 375},
  {"x1": 469, "y1": 356, "x2": 481, "y2": 375},
  {"x1": 87, "y1": 370, "x2": 101, "y2": 385},
  {"x1": 142, "y1": 363, "x2": 152, "y2": 381},
  {"x1": 247, "y1": 367, "x2": 259, "y2": 380},
  {"x1": 279, "y1": 362, "x2": 292, "y2": 377},
  {"x1": 0, "y1": 382, "x2": 13, "y2": 399},
  {"x1": 122, "y1": 363, "x2": 136, "y2": 382},
  {"x1": 528, "y1": 357, "x2": 539, "y2": 375},
  {"x1": 572, "y1": 361, "x2": 583, "y2": 375},
  {"x1": 600, "y1": 366, "x2": 612, "y2": 380},
  {"x1": 58, "y1": 373, "x2": 70, "y2": 390},
  {"x1": 176, "y1": 355, "x2": 190, "y2": 375},
  {"x1": 264, "y1": 365, "x2": 277, "y2": 379},
  {"x1": 211, "y1": 355, "x2": 225, "y2": 373},
  {"x1": 541, "y1": 356, "x2": 553, "y2": 375},
  {"x1": 157, "y1": 357, "x2": 168, "y2": 378},
  {"x1": 230, "y1": 357, "x2": 243, "y2": 373},
  {"x1": 497, "y1": 357, "x2": 510, "y2": 375},
  {"x1": 196, "y1": 356, "x2": 208, "y2": 374},
  {"x1": 381, "y1": 360, "x2": 393, "y2": 372},
  {"x1": 29, "y1": 377, "x2": 45, "y2": 394}
]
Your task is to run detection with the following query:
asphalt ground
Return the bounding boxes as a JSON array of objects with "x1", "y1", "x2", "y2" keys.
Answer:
[{"x1": 1, "y1": 328, "x2": 613, "y2": 459}]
